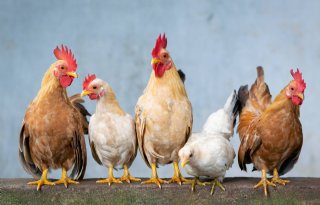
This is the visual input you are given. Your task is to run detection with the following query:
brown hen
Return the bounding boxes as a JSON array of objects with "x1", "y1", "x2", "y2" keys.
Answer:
[
  {"x1": 237, "y1": 66, "x2": 306, "y2": 196},
  {"x1": 19, "y1": 45, "x2": 89, "y2": 191}
]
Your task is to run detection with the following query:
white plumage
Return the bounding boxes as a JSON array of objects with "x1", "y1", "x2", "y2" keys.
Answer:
[
  {"x1": 179, "y1": 90, "x2": 238, "y2": 194},
  {"x1": 82, "y1": 77, "x2": 139, "y2": 185},
  {"x1": 89, "y1": 112, "x2": 136, "y2": 168}
]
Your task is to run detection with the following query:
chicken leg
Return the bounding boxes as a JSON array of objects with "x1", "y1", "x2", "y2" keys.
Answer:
[
  {"x1": 27, "y1": 168, "x2": 55, "y2": 191},
  {"x1": 168, "y1": 161, "x2": 188, "y2": 185},
  {"x1": 120, "y1": 164, "x2": 141, "y2": 183},
  {"x1": 141, "y1": 163, "x2": 168, "y2": 189},
  {"x1": 271, "y1": 168, "x2": 290, "y2": 185},
  {"x1": 183, "y1": 177, "x2": 208, "y2": 191},
  {"x1": 96, "y1": 165, "x2": 122, "y2": 186},
  {"x1": 54, "y1": 168, "x2": 79, "y2": 188},
  {"x1": 254, "y1": 169, "x2": 276, "y2": 196},
  {"x1": 210, "y1": 178, "x2": 226, "y2": 195}
]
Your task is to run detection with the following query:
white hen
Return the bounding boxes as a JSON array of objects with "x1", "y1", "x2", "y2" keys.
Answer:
[
  {"x1": 178, "y1": 90, "x2": 238, "y2": 194},
  {"x1": 81, "y1": 74, "x2": 140, "y2": 185}
]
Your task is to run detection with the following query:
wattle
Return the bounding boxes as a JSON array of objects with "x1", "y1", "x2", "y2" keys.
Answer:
[
  {"x1": 292, "y1": 96, "x2": 302, "y2": 105},
  {"x1": 59, "y1": 75, "x2": 74, "y2": 88},
  {"x1": 89, "y1": 93, "x2": 98, "y2": 100},
  {"x1": 154, "y1": 64, "x2": 166, "y2": 77},
  {"x1": 153, "y1": 62, "x2": 172, "y2": 78}
]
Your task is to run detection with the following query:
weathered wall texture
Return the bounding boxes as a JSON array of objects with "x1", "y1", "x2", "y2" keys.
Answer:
[{"x1": 1, "y1": 178, "x2": 320, "y2": 205}]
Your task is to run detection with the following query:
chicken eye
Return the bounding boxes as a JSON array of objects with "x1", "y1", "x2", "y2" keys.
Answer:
[
  {"x1": 290, "y1": 87, "x2": 294, "y2": 91},
  {"x1": 92, "y1": 86, "x2": 97, "y2": 90},
  {"x1": 189, "y1": 153, "x2": 193, "y2": 158},
  {"x1": 163, "y1": 53, "x2": 168, "y2": 58},
  {"x1": 60, "y1": 66, "x2": 64, "y2": 70}
]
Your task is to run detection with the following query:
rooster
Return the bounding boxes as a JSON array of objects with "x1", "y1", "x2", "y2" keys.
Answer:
[
  {"x1": 135, "y1": 34, "x2": 193, "y2": 188},
  {"x1": 179, "y1": 90, "x2": 238, "y2": 194},
  {"x1": 237, "y1": 66, "x2": 306, "y2": 196},
  {"x1": 19, "y1": 45, "x2": 89, "y2": 191},
  {"x1": 81, "y1": 74, "x2": 140, "y2": 185}
]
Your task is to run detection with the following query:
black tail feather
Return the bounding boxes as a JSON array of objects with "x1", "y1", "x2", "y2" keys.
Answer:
[
  {"x1": 177, "y1": 69, "x2": 186, "y2": 83},
  {"x1": 237, "y1": 85, "x2": 249, "y2": 114}
]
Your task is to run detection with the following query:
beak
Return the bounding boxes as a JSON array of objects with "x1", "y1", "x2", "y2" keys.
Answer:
[
  {"x1": 181, "y1": 159, "x2": 189, "y2": 168},
  {"x1": 81, "y1": 90, "x2": 91, "y2": 97},
  {"x1": 151, "y1": 58, "x2": 160, "y2": 65},
  {"x1": 67, "y1": 72, "x2": 78, "y2": 78},
  {"x1": 297, "y1": 93, "x2": 304, "y2": 100}
]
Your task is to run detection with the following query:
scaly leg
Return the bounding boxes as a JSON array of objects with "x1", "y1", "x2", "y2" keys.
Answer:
[
  {"x1": 54, "y1": 168, "x2": 79, "y2": 188},
  {"x1": 96, "y1": 165, "x2": 122, "y2": 186},
  {"x1": 168, "y1": 161, "x2": 189, "y2": 185},
  {"x1": 254, "y1": 169, "x2": 276, "y2": 196},
  {"x1": 120, "y1": 164, "x2": 141, "y2": 183},
  {"x1": 141, "y1": 163, "x2": 168, "y2": 189},
  {"x1": 210, "y1": 178, "x2": 226, "y2": 195},
  {"x1": 183, "y1": 177, "x2": 209, "y2": 192},
  {"x1": 271, "y1": 168, "x2": 290, "y2": 185},
  {"x1": 27, "y1": 169, "x2": 55, "y2": 191}
]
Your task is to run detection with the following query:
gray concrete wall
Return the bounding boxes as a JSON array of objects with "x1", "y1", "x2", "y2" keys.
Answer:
[{"x1": 0, "y1": 0, "x2": 319, "y2": 179}]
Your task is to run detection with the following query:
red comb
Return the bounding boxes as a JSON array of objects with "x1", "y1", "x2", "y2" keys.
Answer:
[
  {"x1": 83, "y1": 74, "x2": 96, "y2": 90},
  {"x1": 152, "y1": 33, "x2": 167, "y2": 58},
  {"x1": 290, "y1": 69, "x2": 306, "y2": 92},
  {"x1": 54, "y1": 45, "x2": 77, "y2": 72}
]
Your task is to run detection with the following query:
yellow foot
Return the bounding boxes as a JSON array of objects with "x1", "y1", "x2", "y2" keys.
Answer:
[
  {"x1": 183, "y1": 177, "x2": 208, "y2": 192},
  {"x1": 141, "y1": 177, "x2": 168, "y2": 189},
  {"x1": 271, "y1": 177, "x2": 290, "y2": 186},
  {"x1": 210, "y1": 179, "x2": 226, "y2": 195},
  {"x1": 28, "y1": 179, "x2": 55, "y2": 191},
  {"x1": 254, "y1": 178, "x2": 276, "y2": 196},
  {"x1": 96, "y1": 177, "x2": 122, "y2": 186},
  {"x1": 120, "y1": 175, "x2": 141, "y2": 183},
  {"x1": 168, "y1": 175, "x2": 189, "y2": 185},
  {"x1": 54, "y1": 177, "x2": 79, "y2": 188},
  {"x1": 54, "y1": 168, "x2": 79, "y2": 188}
]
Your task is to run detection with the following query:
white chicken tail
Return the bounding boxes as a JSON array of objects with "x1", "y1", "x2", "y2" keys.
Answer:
[
  {"x1": 224, "y1": 90, "x2": 239, "y2": 119},
  {"x1": 202, "y1": 90, "x2": 240, "y2": 140}
]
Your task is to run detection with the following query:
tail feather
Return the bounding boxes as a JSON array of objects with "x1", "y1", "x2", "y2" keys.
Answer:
[
  {"x1": 249, "y1": 66, "x2": 272, "y2": 112},
  {"x1": 177, "y1": 69, "x2": 186, "y2": 83},
  {"x1": 69, "y1": 94, "x2": 91, "y2": 134},
  {"x1": 237, "y1": 66, "x2": 272, "y2": 171},
  {"x1": 223, "y1": 90, "x2": 237, "y2": 114},
  {"x1": 224, "y1": 90, "x2": 240, "y2": 125},
  {"x1": 237, "y1": 85, "x2": 249, "y2": 114}
]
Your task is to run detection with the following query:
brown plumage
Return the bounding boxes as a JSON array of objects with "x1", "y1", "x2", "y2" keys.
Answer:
[
  {"x1": 237, "y1": 66, "x2": 306, "y2": 196},
  {"x1": 19, "y1": 45, "x2": 89, "y2": 190}
]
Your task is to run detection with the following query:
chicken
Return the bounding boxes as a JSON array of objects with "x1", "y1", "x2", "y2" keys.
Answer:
[
  {"x1": 81, "y1": 74, "x2": 140, "y2": 185},
  {"x1": 179, "y1": 90, "x2": 238, "y2": 195},
  {"x1": 135, "y1": 34, "x2": 193, "y2": 188},
  {"x1": 237, "y1": 66, "x2": 306, "y2": 196},
  {"x1": 19, "y1": 45, "x2": 89, "y2": 191}
]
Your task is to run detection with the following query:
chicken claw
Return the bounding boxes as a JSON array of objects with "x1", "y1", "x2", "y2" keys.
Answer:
[
  {"x1": 254, "y1": 169, "x2": 276, "y2": 196},
  {"x1": 271, "y1": 168, "x2": 290, "y2": 186},
  {"x1": 141, "y1": 163, "x2": 168, "y2": 189},
  {"x1": 120, "y1": 164, "x2": 141, "y2": 183},
  {"x1": 97, "y1": 166, "x2": 122, "y2": 186},
  {"x1": 210, "y1": 178, "x2": 226, "y2": 195},
  {"x1": 168, "y1": 161, "x2": 188, "y2": 185},
  {"x1": 27, "y1": 169, "x2": 55, "y2": 191},
  {"x1": 54, "y1": 168, "x2": 79, "y2": 188},
  {"x1": 183, "y1": 177, "x2": 208, "y2": 192},
  {"x1": 142, "y1": 177, "x2": 168, "y2": 189}
]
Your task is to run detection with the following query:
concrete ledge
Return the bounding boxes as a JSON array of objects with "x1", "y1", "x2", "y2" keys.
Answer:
[{"x1": 0, "y1": 178, "x2": 319, "y2": 204}]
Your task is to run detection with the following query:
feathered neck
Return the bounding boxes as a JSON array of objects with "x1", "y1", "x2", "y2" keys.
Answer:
[
  {"x1": 96, "y1": 84, "x2": 125, "y2": 116},
  {"x1": 144, "y1": 64, "x2": 187, "y2": 99},
  {"x1": 33, "y1": 65, "x2": 68, "y2": 104},
  {"x1": 270, "y1": 87, "x2": 300, "y2": 117}
]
